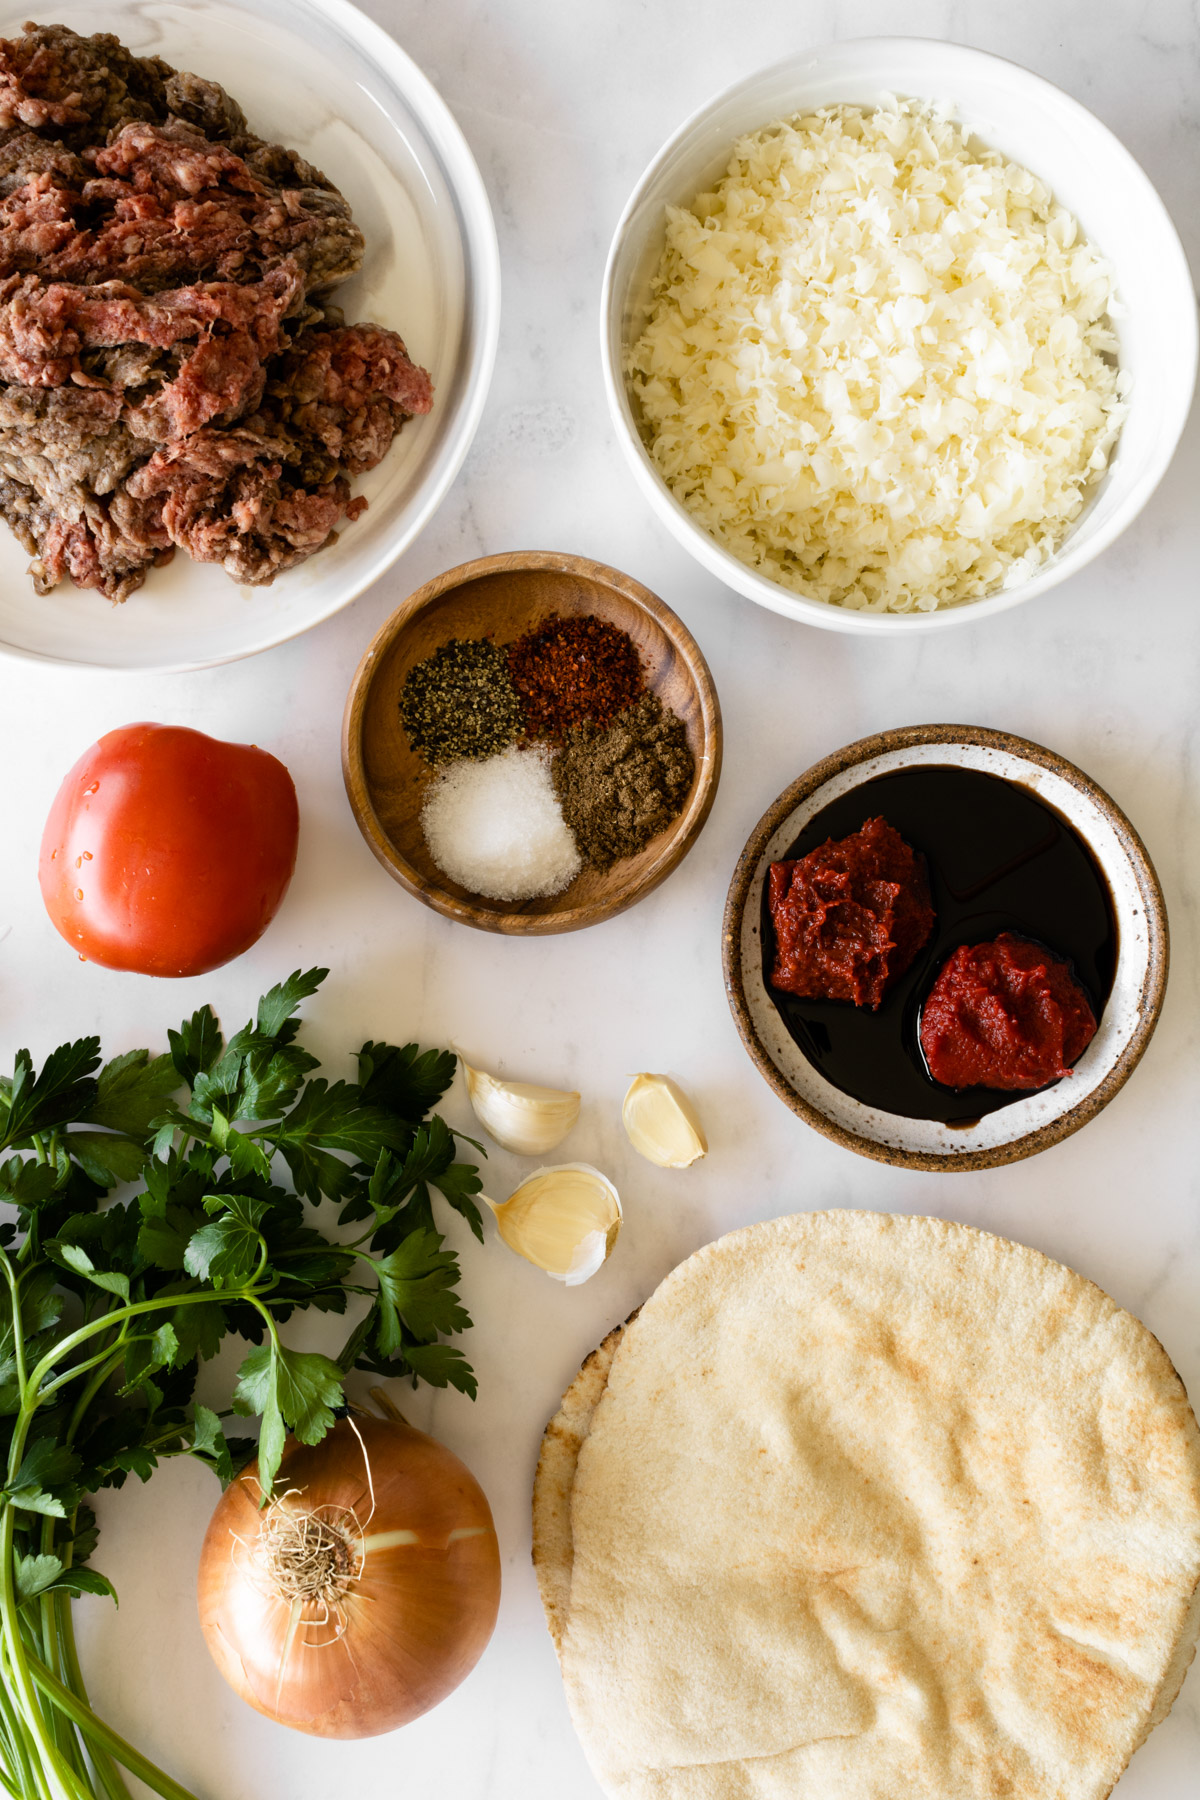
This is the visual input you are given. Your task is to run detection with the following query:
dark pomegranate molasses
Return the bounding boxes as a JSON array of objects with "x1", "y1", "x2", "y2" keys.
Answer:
[{"x1": 761, "y1": 766, "x2": 1117, "y2": 1122}]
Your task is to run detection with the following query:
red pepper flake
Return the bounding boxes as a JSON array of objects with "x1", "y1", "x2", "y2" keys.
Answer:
[{"x1": 507, "y1": 613, "x2": 645, "y2": 741}]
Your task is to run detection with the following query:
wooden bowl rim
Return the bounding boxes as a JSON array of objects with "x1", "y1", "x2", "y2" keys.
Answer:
[
  {"x1": 341, "y1": 550, "x2": 723, "y2": 935},
  {"x1": 721, "y1": 723, "x2": 1169, "y2": 1172}
]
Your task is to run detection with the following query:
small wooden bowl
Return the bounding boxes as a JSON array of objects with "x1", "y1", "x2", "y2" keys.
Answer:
[{"x1": 342, "y1": 551, "x2": 722, "y2": 933}]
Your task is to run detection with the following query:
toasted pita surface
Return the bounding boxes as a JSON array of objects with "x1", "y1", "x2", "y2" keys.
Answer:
[{"x1": 535, "y1": 1212, "x2": 1200, "y2": 1800}]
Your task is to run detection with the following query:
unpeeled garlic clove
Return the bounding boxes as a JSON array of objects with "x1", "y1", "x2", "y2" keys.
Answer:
[
  {"x1": 622, "y1": 1074, "x2": 707, "y2": 1168},
  {"x1": 482, "y1": 1164, "x2": 621, "y2": 1285},
  {"x1": 461, "y1": 1059, "x2": 580, "y2": 1155}
]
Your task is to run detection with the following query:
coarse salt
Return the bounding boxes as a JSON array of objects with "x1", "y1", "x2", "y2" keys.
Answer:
[
  {"x1": 421, "y1": 745, "x2": 581, "y2": 901},
  {"x1": 629, "y1": 97, "x2": 1127, "y2": 613}
]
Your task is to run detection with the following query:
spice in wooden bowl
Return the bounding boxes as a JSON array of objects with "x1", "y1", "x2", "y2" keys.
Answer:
[
  {"x1": 553, "y1": 693, "x2": 694, "y2": 869},
  {"x1": 507, "y1": 613, "x2": 645, "y2": 740},
  {"x1": 341, "y1": 550, "x2": 722, "y2": 936},
  {"x1": 399, "y1": 638, "x2": 524, "y2": 764},
  {"x1": 420, "y1": 745, "x2": 581, "y2": 901},
  {"x1": 401, "y1": 612, "x2": 691, "y2": 895}
]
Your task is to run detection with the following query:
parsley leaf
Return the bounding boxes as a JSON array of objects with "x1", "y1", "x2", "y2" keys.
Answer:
[
  {"x1": 13, "y1": 1551, "x2": 118, "y2": 1607},
  {"x1": 169, "y1": 1300, "x2": 226, "y2": 1365},
  {"x1": 233, "y1": 1344, "x2": 344, "y2": 1493},
  {"x1": 48, "y1": 1243, "x2": 129, "y2": 1303},
  {"x1": 358, "y1": 1041, "x2": 457, "y2": 1120},
  {"x1": 373, "y1": 1229, "x2": 472, "y2": 1357},
  {"x1": 52, "y1": 1567, "x2": 118, "y2": 1604},
  {"x1": 87, "y1": 1051, "x2": 180, "y2": 1139},
  {"x1": 226, "y1": 1130, "x2": 273, "y2": 1184},
  {"x1": 265, "y1": 1079, "x2": 411, "y2": 1181},
  {"x1": 189, "y1": 1404, "x2": 236, "y2": 1485},
  {"x1": 0, "y1": 1158, "x2": 61, "y2": 1209},
  {"x1": 3, "y1": 1040, "x2": 101, "y2": 1144},
  {"x1": 136, "y1": 1203, "x2": 194, "y2": 1272},
  {"x1": 431, "y1": 1158, "x2": 486, "y2": 1242},
  {"x1": 13, "y1": 1552, "x2": 66, "y2": 1604},
  {"x1": 66, "y1": 1132, "x2": 147, "y2": 1189},
  {"x1": 400, "y1": 1342, "x2": 479, "y2": 1396},
  {"x1": 167, "y1": 1005, "x2": 224, "y2": 1088},
  {"x1": 183, "y1": 1195, "x2": 267, "y2": 1287},
  {"x1": 255, "y1": 969, "x2": 329, "y2": 1039},
  {"x1": 4, "y1": 1440, "x2": 81, "y2": 1516}
]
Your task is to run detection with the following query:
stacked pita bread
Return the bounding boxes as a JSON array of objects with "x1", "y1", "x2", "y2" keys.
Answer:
[{"x1": 533, "y1": 1213, "x2": 1200, "y2": 1799}]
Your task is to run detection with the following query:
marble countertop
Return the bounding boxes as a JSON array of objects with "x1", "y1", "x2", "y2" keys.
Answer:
[{"x1": 1, "y1": 1, "x2": 1197, "y2": 1795}]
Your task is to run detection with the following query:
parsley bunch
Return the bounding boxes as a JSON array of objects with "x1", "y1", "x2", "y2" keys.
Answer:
[{"x1": 0, "y1": 969, "x2": 483, "y2": 1800}]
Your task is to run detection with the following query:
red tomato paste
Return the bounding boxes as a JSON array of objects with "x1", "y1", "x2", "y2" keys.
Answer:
[
  {"x1": 768, "y1": 816, "x2": 935, "y2": 1009},
  {"x1": 920, "y1": 932, "x2": 1097, "y2": 1091}
]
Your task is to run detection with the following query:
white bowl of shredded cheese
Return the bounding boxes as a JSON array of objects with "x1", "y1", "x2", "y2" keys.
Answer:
[{"x1": 602, "y1": 39, "x2": 1197, "y2": 631}]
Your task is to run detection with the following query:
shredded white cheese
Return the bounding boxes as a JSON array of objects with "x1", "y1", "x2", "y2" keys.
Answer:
[{"x1": 629, "y1": 98, "x2": 1127, "y2": 613}]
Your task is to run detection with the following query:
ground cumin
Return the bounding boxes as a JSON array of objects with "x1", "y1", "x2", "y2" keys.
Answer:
[{"x1": 552, "y1": 692, "x2": 693, "y2": 869}]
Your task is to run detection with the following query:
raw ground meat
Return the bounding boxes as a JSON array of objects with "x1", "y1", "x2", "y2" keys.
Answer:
[{"x1": 0, "y1": 22, "x2": 433, "y2": 600}]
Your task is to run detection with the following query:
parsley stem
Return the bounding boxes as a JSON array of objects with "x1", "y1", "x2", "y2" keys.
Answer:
[
  {"x1": 0, "y1": 1256, "x2": 27, "y2": 1396},
  {"x1": 34, "y1": 1523, "x2": 66, "y2": 1757},
  {"x1": 25, "y1": 1664, "x2": 197, "y2": 1800},
  {"x1": 50, "y1": 1599, "x2": 133, "y2": 1800},
  {"x1": 0, "y1": 1500, "x2": 88, "y2": 1800},
  {"x1": 246, "y1": 1295, "x2": 280, "y2": 1349},
  {"x1": 38, "y1": 1337, "x2": 128, "y2": 1406},
  {"x1": 64, "y1": 1354, "x2": 127, "y2": 1448},
  {"x1": 22, "y1": 1614, "x2": 86, "y2": 1792},
  {"x1": 24, "y1": 1289, "x2": 262, "y2": 1407},
  {"x1": 0, "y1": 1658, "x2": 40, "y2": 1800},
  {"x1": 2, "y1": 1383, "x2": 82, "y2": 1800}
]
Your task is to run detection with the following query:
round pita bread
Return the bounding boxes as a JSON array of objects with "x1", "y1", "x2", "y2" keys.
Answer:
[
  {"x1": 533, "y1": 1213, "x2": 1200, "y2": 1800},
  {"x1": 534, "y1": 1316, "x2": 634, "y2": 1651}
]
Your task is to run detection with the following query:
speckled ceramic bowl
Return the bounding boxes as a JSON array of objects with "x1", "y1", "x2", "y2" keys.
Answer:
[{"x1": 722, "y1": 725, "x2": 1168, "y2": 1171}]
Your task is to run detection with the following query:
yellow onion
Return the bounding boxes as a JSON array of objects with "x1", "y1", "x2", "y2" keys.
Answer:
[{"x1": 196, "y1": 1399, "x2": 500, "y2": 1738}]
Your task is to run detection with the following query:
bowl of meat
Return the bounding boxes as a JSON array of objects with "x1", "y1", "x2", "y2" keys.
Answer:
[{"x1": 0, "y1": 4, "x2": 500, "y2": 670}]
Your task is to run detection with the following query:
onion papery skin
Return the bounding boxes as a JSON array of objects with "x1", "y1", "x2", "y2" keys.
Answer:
[{"x1": 197, "y1": 1414, "x2": 501, "y2": 1738}]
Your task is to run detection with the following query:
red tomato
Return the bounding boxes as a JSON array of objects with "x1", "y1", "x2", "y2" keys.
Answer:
[{"x1": 39, "y1": 723, "x2": 299, "y2": 977}]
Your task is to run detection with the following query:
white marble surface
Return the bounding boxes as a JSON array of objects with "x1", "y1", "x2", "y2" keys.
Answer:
[{"x1": 0, "y1": 0, "x2": 1198, "y2": 1795}]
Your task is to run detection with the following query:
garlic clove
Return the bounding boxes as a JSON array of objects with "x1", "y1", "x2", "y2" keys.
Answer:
[
  {"x1": 622, "y1": 1073, "x2": 707, "y2": 1168},
  {"x1": 462, "y1": 1060, "x2": 580, "y2": 1156},
  {"x1": 483, "y1": 1164, "x2": 621, "y2": 1285}
]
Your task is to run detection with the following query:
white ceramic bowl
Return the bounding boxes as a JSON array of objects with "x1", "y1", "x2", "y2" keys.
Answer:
[
  {"x1": 0, "y1": 0, "x2": 500, "y2": 671},
  {"x1": 602, "y1": 38, "x2": 1198, "y2": 635}
]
